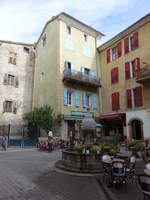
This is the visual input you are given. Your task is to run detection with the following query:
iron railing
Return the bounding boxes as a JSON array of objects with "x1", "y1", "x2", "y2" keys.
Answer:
[
  {"x1": 136, "y1": 68, "x2": 150, "y2": 83},
  {"x1": 63, "y1": 69, "x2": 101, "y2": 88}
]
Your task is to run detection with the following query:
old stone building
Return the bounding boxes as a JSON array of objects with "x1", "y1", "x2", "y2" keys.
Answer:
[{"x1": 0, "y1": 40, "x2": 35, "y2": 126}]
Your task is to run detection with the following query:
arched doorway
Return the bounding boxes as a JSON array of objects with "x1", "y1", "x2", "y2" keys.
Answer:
[{"x1": 130, "y1": 119, "x2": 143, "y2": 140}]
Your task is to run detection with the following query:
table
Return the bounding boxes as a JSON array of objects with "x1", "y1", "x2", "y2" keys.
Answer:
[
  {"x1": 113, "y1": 158, "x2": 125, "y2": 163},
  {"x1": 144, "y1": 169, "x2": 150, "y2": 176}
]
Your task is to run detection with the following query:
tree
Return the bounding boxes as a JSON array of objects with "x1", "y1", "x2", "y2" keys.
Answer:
[{"x1": 23, "y1": 105, "x2": 54, "y2": 138}]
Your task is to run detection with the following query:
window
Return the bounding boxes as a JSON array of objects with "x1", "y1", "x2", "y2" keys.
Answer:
[
  {"x1": 42, "y1": 35, "x2": 46, "y2": 47},
  {"x1": 8, "y1": 75, "x2": 15, "y2": 86},
  {"x1": 131, "y1": 60, "x2": 135, "y2": 77},
  {"x1": 111, "y1": 46, "x2": 118, "y2": 61},
  {"x1": 84, "y1": 68, "x2": 90, "y2": 76},
  {"x1": 40, "y1": 72, "x2": 44, "y2": 81},
  {"x1": 125, "y1": 58, "x2": 140, "y2": 80},
  {"x1": 8, "y1": 52, "x2": 17, "y2": 65},
  {"x1": 4, "y1": 101, "x2": 13, "y2": 112},
  {"x1": 124, "y1": 32, "x2": 139, "y2": 54},
  {"x1": 84, "y1": 34, "x2": 87, "y2": 42},
  {"x1": 65, "y1": 38, "x2": 73, "y2": 50},
  {"x1": 126, "y1": 87, "x2": 143, "y2": 109},
  {"x1": 67, "y1": 91, "x2": 72, "y2": 105},
  {"x1": 130, "y1": 35, "x2": 134, "y2": 51},
  {"x1": 24, "y1": 47, "x2": 30, "y2": 53},
  {"x1": 66, "y1": 61, "x2": 72, "y2": 70},
  {"x1": 67, "y1": 26, "x2": 71, "y2": 35},
  {"x1": 85, "y1": 94, "x2": 91, "y2": 107}
]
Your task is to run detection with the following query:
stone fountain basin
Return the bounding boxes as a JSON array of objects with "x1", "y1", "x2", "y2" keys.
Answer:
[{"x1": 56, "y1": 149, "x2": 104, "y2": 173}]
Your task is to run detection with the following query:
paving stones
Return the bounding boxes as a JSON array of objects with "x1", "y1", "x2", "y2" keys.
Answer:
[{"x1": 0, "y1": 149, "x2": 107, "y2": 200}]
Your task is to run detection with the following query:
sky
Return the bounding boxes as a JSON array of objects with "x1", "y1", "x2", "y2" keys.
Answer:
[{"x1": 0, "y1": 0, "x2": 150, "y2": 44}]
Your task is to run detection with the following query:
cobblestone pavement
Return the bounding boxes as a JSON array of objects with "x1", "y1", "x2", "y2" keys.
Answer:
[{"x1": 0, "y1": 149, "x2": 107, "y2": 200}]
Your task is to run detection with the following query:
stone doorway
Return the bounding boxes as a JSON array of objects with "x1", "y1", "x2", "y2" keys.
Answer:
[{"x1": 129, "y1": 119, "x2": 143, "y2": 140}]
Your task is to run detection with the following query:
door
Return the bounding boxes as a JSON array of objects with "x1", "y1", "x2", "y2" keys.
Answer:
[
  {"x1": 131, "y1": 120, "x2": 142, "y2": 140},
  {"x1": 67, "y1": 121, "x2": 75, "y2": 140}
]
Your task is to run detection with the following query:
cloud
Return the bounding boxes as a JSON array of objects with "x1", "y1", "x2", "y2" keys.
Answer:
[{"x1": 0, "y1": 0, "x2": 149, "y2": 43}]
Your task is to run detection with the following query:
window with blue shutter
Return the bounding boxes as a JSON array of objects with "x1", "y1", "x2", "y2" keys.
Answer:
[
  {"x1": 64, "y1": 88, "x2": 67, "y2": 106},
  {"x1": 90, "y1": 69, "x2": 94, "y2": 77},
  {"x1": 93, "y1": 94, "x2": 97, "y2": 109},
  {"x1": 82, "y1": 92, "x2": 86, "y2": 107},
  {"x1": 74, "y1": 90, "x2": 80, "y2": 107}
]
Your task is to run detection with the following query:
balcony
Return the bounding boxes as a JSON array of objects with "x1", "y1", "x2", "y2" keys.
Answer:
[
  {"x1": 136, "y1": 67, "x2": 150, "y2": 84},
  {"x1": 63, "y1": 69, "x2": 101, "y2": 88}
]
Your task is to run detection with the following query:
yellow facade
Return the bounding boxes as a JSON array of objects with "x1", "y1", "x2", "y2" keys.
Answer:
[{"x1": 99, "y1": 21, "x2": 150, "y2": 114}]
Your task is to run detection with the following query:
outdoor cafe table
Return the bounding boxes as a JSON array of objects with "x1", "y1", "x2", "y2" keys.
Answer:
[
  {"x1": 144, "y1": 169, "x2": 150, "y2": 176},
  {"x1": 103, "y1": 158, "x2": 125, "y2": 165}
]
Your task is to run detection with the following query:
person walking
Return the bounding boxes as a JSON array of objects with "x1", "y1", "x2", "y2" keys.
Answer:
[{"x1": 2, "y1": 135, "x2": 7, "y2": 151}]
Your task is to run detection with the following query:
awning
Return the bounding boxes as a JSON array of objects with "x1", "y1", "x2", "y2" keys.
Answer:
[{"x1": 98, "y1": 113, "x2": 126, "y2": 122}]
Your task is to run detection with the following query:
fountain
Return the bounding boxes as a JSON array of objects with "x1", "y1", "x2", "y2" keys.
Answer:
[{"x1": 55, "y1": 114, "x2": 103, "y2": 173}]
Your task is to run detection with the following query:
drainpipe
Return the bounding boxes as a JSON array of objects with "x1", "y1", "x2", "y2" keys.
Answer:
[
  {"x1": 95, "y1": 36, "x2": 103, "y2": 115},
  {"x1": 122, "y1": 39, "x2": 127, "y2": 139}
]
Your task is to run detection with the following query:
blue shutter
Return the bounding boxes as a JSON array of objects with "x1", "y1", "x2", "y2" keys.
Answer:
[
  {"x1": 93, "y1": 94, "x2": 97, "y2": 109},
  {"x1": 74, "y1": 90, "x2": 80, "y2": 107},
  {"x1": 64, "y1": 88, "x2": 67, "y2": 106},
  {"x1": 81, "y1": 67, "x2": 84, "y2": 75},
  {"x1": 90, "y1": 69, "x2": 94, "y2": 77},
  {"x1": 82, "y1": 92, "x2": 86, "y2": 107}
]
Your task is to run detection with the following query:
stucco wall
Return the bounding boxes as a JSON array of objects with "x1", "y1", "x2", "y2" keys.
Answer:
[
  {"x1": 99, "y1": 21, "x2": 150, "y2": 114},
  {"x1": 59, "y1": 20, "x2": 101, "y2": 117},
  {"x1": 0, "y1": 42, "x2": 34, "y2": 125},
  {"x1": 126, "y1": 109, "x2": 150, "y2": 139},
  {"x1": 33, "y1": 19, "x2": 59, "y2": 115}
]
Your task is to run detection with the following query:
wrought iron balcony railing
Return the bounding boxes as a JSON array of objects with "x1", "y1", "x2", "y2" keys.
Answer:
[
  {"x1": 63, "y1": 69, "x2": 101, "y2": 88},
  {"x1": 136, "y1": 67, "x2": 150, "y2": 84}
]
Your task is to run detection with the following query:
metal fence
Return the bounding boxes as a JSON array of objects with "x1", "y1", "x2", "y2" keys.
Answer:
[{"x1": 0, "y1": 124, "x2": 36, "y2": 147}]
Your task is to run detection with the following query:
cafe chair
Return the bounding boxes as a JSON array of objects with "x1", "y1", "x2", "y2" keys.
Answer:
[
  {"x1": 138, "y1": 175, "x2": 150, "y2": 199},
  {"x1": 111, "y1": 161, "x2": 126, "y2": 185},
  {"x1": 102, "y1": 155, "x2": 112, "y2": 181},
  {"x1": 126, "y1": 156, "x2": 136, "y2": 183}
]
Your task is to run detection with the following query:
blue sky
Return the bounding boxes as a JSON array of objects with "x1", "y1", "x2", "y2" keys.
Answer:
[{"x1": 0, "y1": 0, "x2": 150, "y2": 43}]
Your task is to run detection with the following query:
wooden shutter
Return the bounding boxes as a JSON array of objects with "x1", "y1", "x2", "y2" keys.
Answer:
[
  {"x1": 3, "y1": 74, "x2": 8, "y2": 85},
  {"x1": 126, "y1": 89, "x2": 132, "y2": 108},
  {"x1": 111, "y1": 69, "x2": 114, "y2": 84},
  {"x1": 124, "y1": 37, "x2": 129, "y2": 54},
  {"x1": 134, "y1": 58, "x2": 140, "y2": 75},
  {"x1": 134, "y1": 32, "x2": 139, "y2": 48},
  {"x1": 63, "y1": 88, "x2": 67, "y2": 106},
  {"x1": 107, "y1": 48, "x2": 110, "y2": 63},
  {"x1": 92, "y1": 94, "x2": 97, "y2": 109},
  {"x1": 117, "y1": 41, "x2": 122, "y2": 58},
  {"x1": 3, "y1": 101, "x2": 6, "y2": 113},
  {"x1": 116, "y1": 92, "x2": 120, "y2": 110},
  {"x1": 112, "y1": 93, "x2": 115, "y2": 111},
  {"x1": 90, "y1": 69, "x2": 94, "y2": 77},
  {"x1": 112, "y1": 92, "x2": 120, "y2": 110},
  {"x1": 13, "y1": 101, "x2": 17, "y2": 114},
  {"x1": 82, "y1": 92, "x2": 86, "y2": 107},
  {"x1": 15, "y1": 76, "x2": 19, "y2": 88},
  {"x1": 74, "y1": 90, "x2": 80, "y2": 107},
  {"x1": 125, "y1": 62, "x2": 130, "y2": 80},
  {"x1": 135, "y1": 86, "x2": 143, "y2": 107},
  {"x1": 115, "y1": 67, "x2": 119, "y2": 83}
]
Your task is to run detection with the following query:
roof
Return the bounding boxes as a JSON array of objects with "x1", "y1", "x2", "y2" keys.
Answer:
[
  {"x1": 36, "y1": 12, "x2": 105, "y2": 45},
  {"x1": 0, "y1": 39, "x2": 34, "y2": 47},
  {"x1": 98, "y1": 13, "x2": 150, "y2": 52}
]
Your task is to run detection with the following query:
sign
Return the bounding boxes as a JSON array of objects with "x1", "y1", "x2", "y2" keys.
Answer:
[{"x1": 71, "y1": 111, "x2": 94, "y2": 117}]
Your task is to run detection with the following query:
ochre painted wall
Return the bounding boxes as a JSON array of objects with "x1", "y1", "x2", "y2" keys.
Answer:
[{"x1": 99, "y1": 21, "x2": 150, "y2": 114}]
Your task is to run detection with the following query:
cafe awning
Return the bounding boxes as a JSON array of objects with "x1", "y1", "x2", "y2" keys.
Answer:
[{"x1": 97, "y1": 113, "x2": 126, "y2": 123}]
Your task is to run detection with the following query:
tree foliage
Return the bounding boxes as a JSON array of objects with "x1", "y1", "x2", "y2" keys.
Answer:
[{"x1": 23, "y1": 105, "x2": 54, "y2": 138}]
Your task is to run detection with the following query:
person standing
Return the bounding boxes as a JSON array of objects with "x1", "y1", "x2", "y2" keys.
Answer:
[{"x1": 2, "y1": 135, "x2": 7, "y2": 151}]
